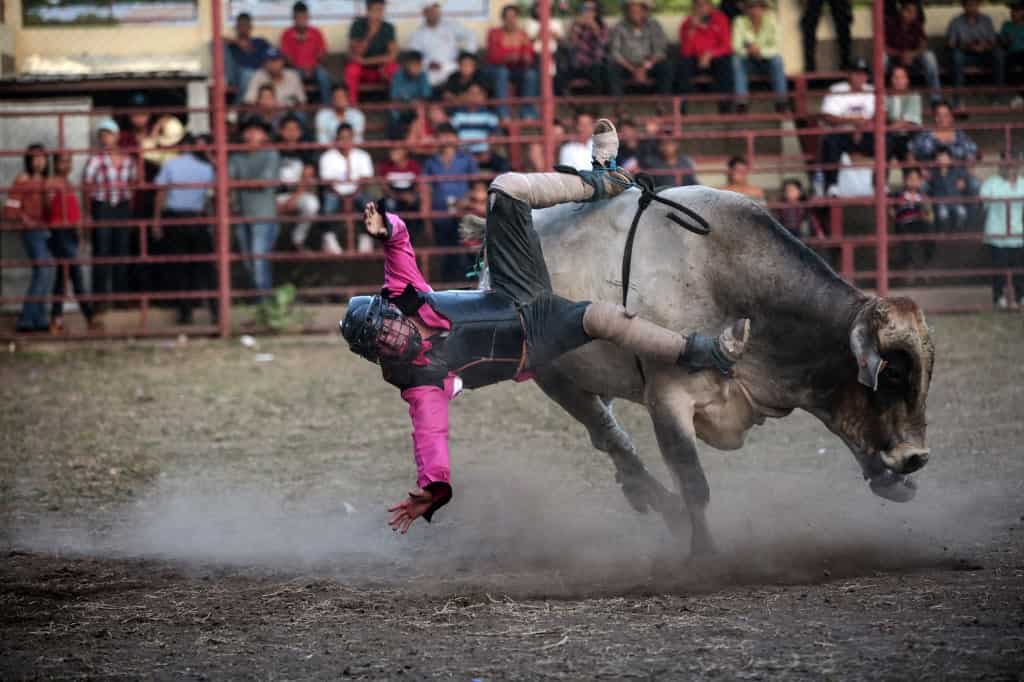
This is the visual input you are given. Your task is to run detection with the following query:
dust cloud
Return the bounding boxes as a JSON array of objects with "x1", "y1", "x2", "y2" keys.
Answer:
[{"x1": 12, "y1": 452, "x2": 1014, "y2": 598}]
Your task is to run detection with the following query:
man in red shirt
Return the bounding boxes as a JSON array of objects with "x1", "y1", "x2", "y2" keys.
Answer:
[
  {"x1": 678, "y1": 0, "x2": 734, "y2": 113},
  {"x1": 280, "y1": 1, "x2": 332, "y2": 103}
]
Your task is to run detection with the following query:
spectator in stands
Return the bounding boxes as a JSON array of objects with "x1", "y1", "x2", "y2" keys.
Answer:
[
  {"x1": 926, "y1": 146, "x2": 977, "y2": 233},
  {"x1": 84, "y1": 118, "x2": 137, "y2": 304},
  {"x1": 486, "y1": 4, "x2": 540, "y2": 119},
  {"x1": 441, "y1": 52, "x2": 493, "y2": 104},
  {"x1": 254, "y1": 84, "x2": 286, "y2": 131},
  {"x1": 226, "y1": 13, "x2": 271, "y2": 104},
  {"x1": 407, "y1": 0, "x2": 478, "y2": 90},
  {"x1": 889, "y1": 166, "x2": 934, "y2": 271},
  {"x1": 730, "y1": 0, "x2": 787, "y2": 113},
  {"x1": 230, "y1": 117, "x2": 281, "y2": 295},
  {"x1": 1001, "y1": 1, "x2": 1024, "y2": 102},
  {"x1": 345, "y1": 0, "x2": 399, "y2": 105},
  {"x1": 474, "y1": 144, "x2": 511, "y2": 174},
  {"x1": 320, "y1": 123, "x2": 375, "y2": 252},
  {"x1": 817, "y1": 58, "x2": 875, "y2": 191},
  {"x1": 450, "y1": 82, "x2": 501, "y2": 155},
  {"x1": 616, "y1": 118, "x2": 642, "y2": 173},
  {"x1": 153, "y1": 133, "x2": 218, "y2": 324},
  {"x1": 244, "y1": 48, "x2": 307, "y2": 108},
  {"x1": 390, "y1": 50, "x2": 433, "y2": 135},
  {"x1": 280, "y1": 1, "x2": 332, "y2": 105},
  {"x1": 463, "y1": 179, "x2": 489, "y2": 218},
  {"x1": 558, "y1": 110, "x2": 595, "y2": 171},
  {"x1": 801, "y1": 0, "x2": 853, "y2": 72},
  {"x1": 276, "y1": 114, "x2": 329, "y2": 253},
  {"x1": 405, "y1": 102, "x2": 451, "y2": 157},
  {"x1": 642, "y1": 136, "x2": 698, "y2": 187},
  {"x1": 886, "y1": 65, "x2": 923, "y2": 162},
  {"x1": 608, "y1": 0, "x2": 672, "y2": 97},
  {"x1": 379, "y1": 144, "x2": 422, "y2": 237},
  {"x1": 47, "y1": 152, "x2": 98, "y2": 333},
  {"x1": 424, "y1": 123, "x2": 478, "y2": 280},
  {"x1": 909, "y1": 100, "x2": 979, "y2": 163},
  {"x1": 776, "y1": 178, "x2": 823, "y2": 240},
  {"x1": 947, "y1": 0, "x2": 1006, "y2": 107},
  {"x1": 678, "y1": 0, "x2": 734, "y2": 113},
  {"x1": 4, "y1": 144, "x2": 54, "y2": 333},
  {"x1": 980, "y1": 152, "x2": 1024, "y2": 308},
  {"x1": 722, "y1": 156, "x2": 765, "y2": 202},
  {"x1": 567, "y1": 1, "x2": 609, "y2": 94},
  {"x1": 315, "y1": 86, "x2": 366, "y2": 145},
  {"x1": 885, "y1": 0, "x2": 941, "y2": 104}
]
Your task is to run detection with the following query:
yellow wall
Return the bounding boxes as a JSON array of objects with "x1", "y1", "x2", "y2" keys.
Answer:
[{"x1": 4, "y1": 0, "x2": 1015, "y2": 75}]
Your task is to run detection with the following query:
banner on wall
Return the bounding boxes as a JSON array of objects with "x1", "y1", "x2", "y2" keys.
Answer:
[
  {"x1": 227, "y1": 0, "x2": 489, "y2": 24},
  {"x1": 22, "y1": 0, "x2": 198, "y2": 26}
]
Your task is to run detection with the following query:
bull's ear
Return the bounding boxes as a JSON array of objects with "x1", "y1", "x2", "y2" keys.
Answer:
[{"x1": 850, "y1": 310, "x2": 886, "y2": 391}]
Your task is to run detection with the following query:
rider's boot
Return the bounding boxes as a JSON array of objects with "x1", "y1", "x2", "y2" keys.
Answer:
[
  {"x1": 489, "y1": 119, "x2": 634, "y2": 209},
  {"x1": 582, "y1": 302, "x2": 751, "y2": 376}
]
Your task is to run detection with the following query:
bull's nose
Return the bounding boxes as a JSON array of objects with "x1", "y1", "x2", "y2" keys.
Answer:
[{"x1": 903, "y1": 450, "x2": 929, "y2": 474}]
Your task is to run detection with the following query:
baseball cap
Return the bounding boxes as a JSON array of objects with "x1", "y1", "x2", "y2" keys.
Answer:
[
  {"x1": 96, "y1": 118, "x2": 120, "y2": 135},
  {"x1": 851, "y1": 57, "x2": 871, "y2": 73},
  {"x1": 265, "y1": 47, "x2": 283, "y2": 60}
]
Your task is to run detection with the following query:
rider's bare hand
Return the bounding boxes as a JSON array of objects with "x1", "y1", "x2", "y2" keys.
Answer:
[
  {"x1": 387, "y1": 487, "x2": 435, "y2": 534},
  {"x1": 364, "y1": 202, "x2": 387, "y2": 238}
]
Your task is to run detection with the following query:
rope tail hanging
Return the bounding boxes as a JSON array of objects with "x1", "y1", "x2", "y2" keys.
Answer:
[{"x1": 621, "y1": 174, "x2": 712, "y2": 308}]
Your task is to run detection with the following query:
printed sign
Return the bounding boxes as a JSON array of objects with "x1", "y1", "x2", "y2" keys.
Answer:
[
  {"x1": 227, "y1": 0, "x2": 489, "y2": 25},
  {"x1": 23, "y1": 0, "x2": 198, "y2": 26}
]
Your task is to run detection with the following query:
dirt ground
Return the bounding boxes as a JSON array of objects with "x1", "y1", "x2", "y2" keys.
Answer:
[{"x1": 2, "y1": 313, "x2": 1023, "y2": 680}]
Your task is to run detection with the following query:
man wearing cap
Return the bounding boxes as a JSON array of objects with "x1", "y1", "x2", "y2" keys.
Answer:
[
  {"x1": 243, "y1": 47, "x2": 308, "y2": 108},
  {"x1": 607, "y1": 0, "x2": 673, "y2": 97},
  {"x1": 817, "y1": 58, "x2": 876, "y2": 192},
  {"x1": 280, "y1": 1, "x2": 333, "y2": 104},
  {"x1": 406, "y1": 1, "x2": 477, "y2": 90},
  {"x1": 153, "y1": 133, "x2": 218, "y2": 325},
  {"x1": 731, "y1": 0, "x2": 789, "y2": 112},
  {"x1": 83, "y1": 118, "x2": 138, "y2": 304}
]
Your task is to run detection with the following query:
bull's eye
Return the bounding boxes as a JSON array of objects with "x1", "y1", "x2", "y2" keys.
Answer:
[{"x1": 879, "y1": 351, "x2": 913, "y2": 393}]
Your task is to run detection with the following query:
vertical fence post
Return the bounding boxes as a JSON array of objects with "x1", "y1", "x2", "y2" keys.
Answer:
[
  {"x1": 211, "y1": 0, "x2": 231, "y2": 337},
  {"x1": 872, "y1": 0, "x2": 889, "y2": 297},
  {"x1": 538, "y1": 0, "x2": 556, "y2": 169}
]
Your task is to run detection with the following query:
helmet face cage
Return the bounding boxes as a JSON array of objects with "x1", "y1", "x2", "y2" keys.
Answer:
[{"x1": 341, "y1": 296, "x2": 422, "y2": 364}]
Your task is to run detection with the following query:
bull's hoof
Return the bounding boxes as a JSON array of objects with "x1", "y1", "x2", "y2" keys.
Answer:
[
  {"x1": 616, "y1": 470, "x2": 656, "y2": 513},
  {"x1": 869, "y1": 471, "x2": 917, "y2": 502}
]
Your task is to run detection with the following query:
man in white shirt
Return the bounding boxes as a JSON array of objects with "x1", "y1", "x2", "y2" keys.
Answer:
[
  {"x1": 319, "y1": 123, "x2": 375, "y2": 251},
  {"x1": 557, "y1": 111, "x2": 595, "y2": 171},
  {"x1": 406, "y1": 1, "x2": 478, "y2": 89},
  {"x1": 315, "y1": 86, "x2": 366, "y2": 145},
  {"x1": 818, "y1": 58, "x2": 876, "y2": 189}
]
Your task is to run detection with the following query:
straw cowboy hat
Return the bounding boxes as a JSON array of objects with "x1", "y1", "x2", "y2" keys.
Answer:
[{"x1": 154, "y1": 116, "x2": 186, "y2": 148}]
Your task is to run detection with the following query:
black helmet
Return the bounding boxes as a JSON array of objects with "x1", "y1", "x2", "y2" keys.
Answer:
[{"x1": 340, "y1": 295, "x2": 423, "y2": 364}]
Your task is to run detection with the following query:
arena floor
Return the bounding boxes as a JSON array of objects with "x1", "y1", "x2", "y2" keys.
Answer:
[{"x1": 2, "y1": 313, "x2": 1023, "y2": 680}]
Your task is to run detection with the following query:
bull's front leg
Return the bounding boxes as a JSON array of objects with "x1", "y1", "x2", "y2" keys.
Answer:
[
  {"x1": 645, "y1": 371, "x2": 715, "y2": 557},
  {"x1": 533, "y1": 367, "x2": 682, "y2": 517}
]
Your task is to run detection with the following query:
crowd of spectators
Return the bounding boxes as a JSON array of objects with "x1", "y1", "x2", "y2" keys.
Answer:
[{"x1": 6, "y1": 0, "x2": 1024, "y2": 334}]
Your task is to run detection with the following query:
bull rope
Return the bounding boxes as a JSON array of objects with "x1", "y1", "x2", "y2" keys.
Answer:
[{"x1": 620, "y1": 174, "x2": 711, "y2": 309}]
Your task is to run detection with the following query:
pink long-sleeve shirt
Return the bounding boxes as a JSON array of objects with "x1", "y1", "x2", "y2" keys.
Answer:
[{"x1": 381, "y1": 212, "x2": 459, "y2": 498}]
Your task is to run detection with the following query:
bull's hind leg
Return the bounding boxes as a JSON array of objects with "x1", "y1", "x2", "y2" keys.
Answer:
[
  {"x1": 533, "y1": 367, "x2": 682, "y2": 517},
  {"x1": 645, "y1": 371, "x2": 715, "y2": 557}
]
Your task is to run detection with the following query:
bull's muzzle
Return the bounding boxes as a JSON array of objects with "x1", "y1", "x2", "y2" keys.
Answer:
[{"x1": 880, "y1": 444, "x2": 930, "y2": 475}]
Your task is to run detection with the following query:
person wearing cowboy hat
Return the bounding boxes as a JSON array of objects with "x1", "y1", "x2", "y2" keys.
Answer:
[
  {"x1": 607, "y1": 0, "x2": 673, "y2": 97},
  {"x1": 83, "y1": 117, "x2": 138, "y2": 305}
]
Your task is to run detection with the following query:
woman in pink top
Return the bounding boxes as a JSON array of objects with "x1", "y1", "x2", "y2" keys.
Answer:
[{"x1": 341, "y1": 120, "x2": 751, "y2": 532}]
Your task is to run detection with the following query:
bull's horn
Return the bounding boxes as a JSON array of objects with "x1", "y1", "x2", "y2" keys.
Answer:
[{"x1": 850, "y1": 303, "x2": 886, "y2": 391}]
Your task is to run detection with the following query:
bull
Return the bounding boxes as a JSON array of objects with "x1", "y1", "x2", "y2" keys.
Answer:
[{"x1": 511, "y1": 185, "x2": 934, "y2": 556}]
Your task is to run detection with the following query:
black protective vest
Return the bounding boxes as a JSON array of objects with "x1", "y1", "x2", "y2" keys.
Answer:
[{"x1": 381, "y1": 287, "x2": 525, "y2": 391}]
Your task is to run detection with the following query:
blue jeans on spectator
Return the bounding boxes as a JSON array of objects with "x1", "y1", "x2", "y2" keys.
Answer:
[
  {"x1": 49, "y1": 227, "x2": 95, "y2": 322},
  {"x1": 732, "y1": 54, "x2": 788, "y2": 105},
  {"x1": 17, "y1": 229, "x2": 56, "y2": 331},
  {"x1": 235, "y1": 222, "x2": 279, "y2": 294},
  {"x1": 299, "y1": 66, "x2": 333, "y2": 105},
  {"x1": 489, "y1": 65, "x2": 539, "y2": 119},
  {"x1": 951, "y1": 48, "x2": 1006, "y2": 105},
  {"x1": 90, "y1": 201, "x2": 133, "y2": 303},
  {"x1": 224, "y1": 46, "x2": 256, "y2": 104}
]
